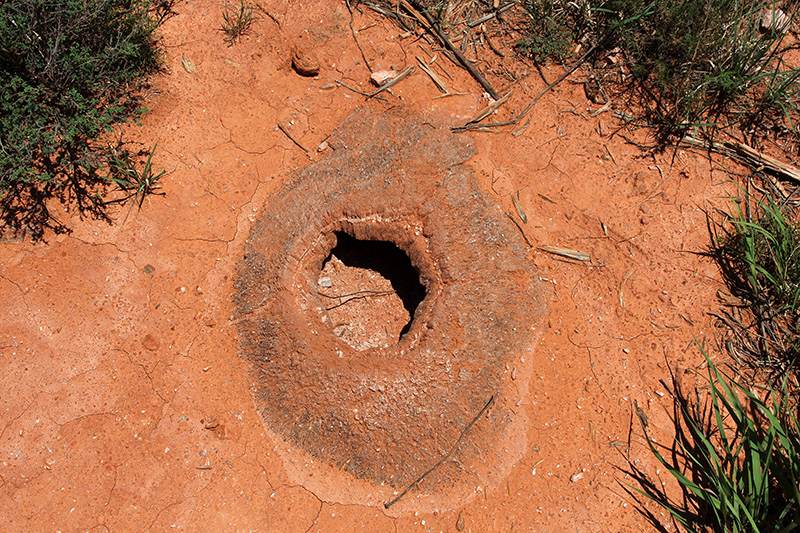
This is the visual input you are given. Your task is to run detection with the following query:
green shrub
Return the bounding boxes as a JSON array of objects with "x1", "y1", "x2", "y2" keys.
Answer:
[
  {"x1": 601, "y1": 0, "x2": 799, "y2": 140},
  {"x1": 220, "y1": 0, "x2": 259, "y2": 46},
  {"x1": 519, "y1": 0, "x2": 799, "y2": 143},
  {"x1": 0, "y1": 0, "x2": 168, "y2": 239},
  {"x1": 711, "y1": 196, "x2": 800, "y2": 368},
  {"x1": 517, "y1": 0, "x2": 583, "y2": 63},
  {"x1": 630, "y1": 348, "x2": 800, "y2": 532}
]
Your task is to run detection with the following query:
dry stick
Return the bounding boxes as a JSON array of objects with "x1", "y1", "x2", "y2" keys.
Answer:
[
  {"x1": 452, "y1": 43, "x2": 599, "y2": 133},
  {"x1": 539, "y1": 245, "x2": 591, "y2": 262},
  {"x1": 368, "y1": 65, "x2": 415, "y2": 98},
  {"x1": 346, "y1": 0, "x2": 373, "y2": 72},
  {"x1": 324, "y1": 292, "x2": 395, "y2": 311},
  {"x1": 680, "y1": 134, "x2": 800, "y2": 183},
  {"x1": 405, "y1": 0, "x2": 500, "y2": 99},
  {"x1": 511, "y1": 194, "x2": 527, "y2": 223},
  {"x1": 466, "y1": 90, "x2": 512, "y2": 124},
  {"x1": 334, "y1": 79, "x2": 389, "y2": 101},
  {"x1": 276, "y1": 123, "x2": 308, "y2": 153},
  {"x1": 318, "y1": 289, "x2": 395, "y2": 299},
  {"x1": 505, "y1": 212, "x2": 533, "y2": 247},
  {"x1": 384, "y1": 394, "x2": 497, "y2": 509},
  {"x1": 416, "y1": 56, "x2": 448, "y2": 93},
  {"x1": 466, "y1": 2, "x2": 515, "y2": 27}
]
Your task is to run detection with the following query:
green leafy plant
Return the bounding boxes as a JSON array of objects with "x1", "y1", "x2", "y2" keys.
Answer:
[
  {"x1": 0, "y1": 0, "x2": 168, "y2": 239},
  {"x1": 104, "y1": 142, "x2": 165, "y2": 222},
  {"x1": 628, "y1": 347, "x2": 800, "y2": 531},
  {"x1": 603, "y1": 0, "x2": 799, "y2": 140},
  {"x1": 710, "y1": 195, "x2": 800, "y2": 369},
  {"x1": 220, "y1": 0, "x2": 259, "y2": 46},
  {"x1": 517, "y1": 0, "x2": 581, "y2": 63},
  {"x1": 520, "y1": 0, "x2": 799, "y2": 143}
]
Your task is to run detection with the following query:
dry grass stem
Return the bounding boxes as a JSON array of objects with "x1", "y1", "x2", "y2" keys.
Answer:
[{"x1": 539, "y1": 245, "x2": 590, "y2": 261}]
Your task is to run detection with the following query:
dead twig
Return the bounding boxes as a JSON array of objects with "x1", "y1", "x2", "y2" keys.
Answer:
[
  {"x1": 512, "y1": 119, "x2": 530, "y2": 137},
  {"x1": 619, "y1": 269, "x2": 633, "y2": 309},
  {"x1": 416, "y1": 55, "x2": 448, "y2": 93},
  {"x1": 321, "y1": 289, "x2": 397, "y2": 310},
  {"x1": 405, "y1": 0, "x2": 500, "y2": 99},
  {"x1": 510, "y1": 193, "x2": 527, "y2": 222},
  {"x1": 346, "y1": 0, "x2": 373, "y2": 72},
  {"x1": 452, "y1": 43, "x2": 598, "y2": 133},
  {"x1": 539, "y1": 245, "x2": 591, "y2": 262},
  {"x1": 467, "y1": 2, "x2": 515, "y2": 27},
  {"x1": 505, "y1": 212, "x2": 533, "y2": 247},
  {"x1": 335, "y1": 79, "x2": 389, "y2": 101},
  {"x1": 466, "y1": 90, "x2": 512, "y2": 124},
  {"x1": 681, "y1": 134, "x2": 800, "y2": 183},
  {"x1": 368, "y1": 65, "x2": 415, "y2": 98},
  {"x1": 277, "y1": 123, "x2": 308, "y2": 153},
  {"x1": 384, "y1": 394, "x2": 497, "y2": 509}
]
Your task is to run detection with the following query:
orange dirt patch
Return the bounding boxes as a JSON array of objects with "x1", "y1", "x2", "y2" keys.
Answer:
[{"x1": 0, "y1": 0, "x2": 737, "y2": 531}]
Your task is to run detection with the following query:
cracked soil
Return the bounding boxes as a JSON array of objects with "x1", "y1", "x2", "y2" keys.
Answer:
[{"x1": 0, "y1": 1, "x2": 740, "y2": 531}]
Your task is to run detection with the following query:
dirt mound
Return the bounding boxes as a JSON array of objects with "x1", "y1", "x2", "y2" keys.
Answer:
[{"x1": 234, "y1": 106, "x2": 546, "y2": 510}]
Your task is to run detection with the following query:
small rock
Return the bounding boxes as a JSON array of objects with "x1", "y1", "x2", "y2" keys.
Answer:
[
  {"x1": 598, "y1": 119, "x2": 609, "y2": 137},
  {"x1": 143, "y1": 264, "x2": 155, "y2": 276},
  {"x1": 318, "y1": 276, "x2": 332, "y2": 288},
  {"x1": 143, "y1": 334, "x2": 160, "y2": 352},
  {"x1": 292, "y1": 47, "x2": 320, "y2": 77},
  {"x1": 455, "y1": 510, "x2": 465, "y2": 531},
  {"x1": 760, "y1": 7, "x2": 791, "y2": 34},
  {"x1": 570, "y1": 472, "x2": 584, "y2": 483},
  {"x1": 317, "y1": 141, "x2": 329, "y2": 153},
  {"x1": 370, "y1": 69, "x2": 398, "y2": 87},
  {"x1": 181, "y1": 55, "x2": 196, "y2": 73}
]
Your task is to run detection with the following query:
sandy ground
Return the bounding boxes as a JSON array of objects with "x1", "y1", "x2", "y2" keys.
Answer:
[{"x1": 0, "y1": 1, "x2": 739, "y2": 531}]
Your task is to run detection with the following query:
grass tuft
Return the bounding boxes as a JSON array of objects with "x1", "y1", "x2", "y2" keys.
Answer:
[
  {"x1": 518, "y1": 0, "x2": 800, "y2": 144},
  {"x1": 711, "y1": 194, "x2": 800, "y2": 370},
  {"x1": 628, "y1": 346, "x2": 800, "y2": 532},
  {"x1": 103, "y1": 141, "x2": 165, "y2": 223},
  {"x1": 220, "y1": 0, "x2": 259, "y2": 46}
]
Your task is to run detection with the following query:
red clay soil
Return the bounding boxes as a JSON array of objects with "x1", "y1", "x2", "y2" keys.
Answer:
[{"x1": 0, "y1": 1, "x2": 740, "y2": 531}]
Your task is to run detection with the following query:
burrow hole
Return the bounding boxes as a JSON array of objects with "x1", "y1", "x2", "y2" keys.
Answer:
[{"x1": 317, "y1": 232, "x2": 426, "y2": 350}]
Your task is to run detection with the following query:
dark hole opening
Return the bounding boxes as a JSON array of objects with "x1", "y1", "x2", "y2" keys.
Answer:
[{"x1": 321, "y1": 231, "x2": 426, "y2": 339}]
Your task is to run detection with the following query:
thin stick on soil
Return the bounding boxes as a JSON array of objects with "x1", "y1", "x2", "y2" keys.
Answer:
[
  {"x1": 334, "y1": 80, "x2": 390, "y2": 101},
  {"x1": 505, "y1": 212, "x2": 533, "y2": 247},
  {"x1": 346, "y1": 0, "x2": 373, "y2": 72},
  {"x1": 681, "y1": 134, "x2": 800, "y2": 183},
  {"x1": 368, "y1": 65, "x2": 415, "y2": 98},
  {"x1": 405, "y1": 0, "x2": 500, "y2": 99},
  {"x1": 539, "y1": 245, "x2": 591, "y2": 262},
  {"x1": 384, "y1": 394, "x2": 496, "y2": 509},
  {"x1": 416, "y1": 55, "x2": 448, "y2": 93},
  {"x1": 466, "y1": 90, "x2": 512, "y2": 125},
  {"x1": 276, "y1": 123, "x2": 309, "y2": 153},
  {"x1": 466, "y1": 2, "x2": 515, "y2": 27},
  {"x1": 452, "y1": 43, "x2": 599, "y2": 133}
]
